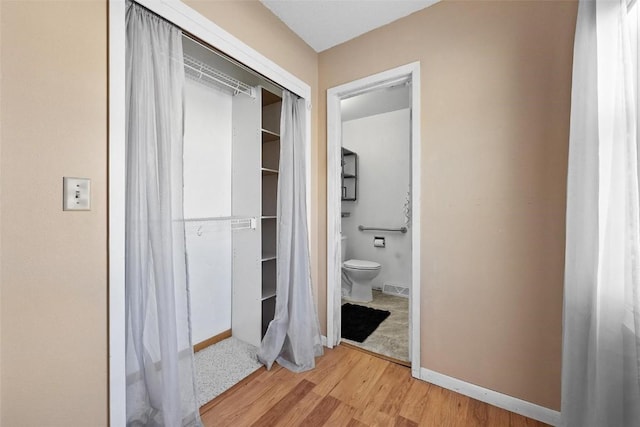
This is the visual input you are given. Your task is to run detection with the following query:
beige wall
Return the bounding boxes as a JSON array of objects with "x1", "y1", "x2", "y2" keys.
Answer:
[
  {"x1": 319, "y1": 0, "x2": 577, "y2": 410},
  {"x1": 0, "y1": 1, "x2": 108, "y2": 425},
  {"x1": 0, "y1": 0, "x2": 318, "y2": 425},
  {"x1": 0, "y1": 0, "x2": 575, "y2": 422},
  {"x1": 0, "y1": 0, "x2": 3, "y2": 419}
]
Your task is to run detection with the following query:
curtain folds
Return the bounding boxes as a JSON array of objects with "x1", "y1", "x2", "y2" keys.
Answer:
[
  {"x1": 125, "y1": 3, "x2": 201, "y2": 426},
  {"x1": 562, "y1": 0, "x2": 640, "y2": 425},
  {"x1": 258, "y1": 91, "x2": 324, "y2": 372}
]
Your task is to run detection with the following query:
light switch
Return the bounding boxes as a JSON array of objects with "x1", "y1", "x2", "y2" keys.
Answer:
[{"x1": 63, "y1": 177, "x2": 91, "y2": 211}]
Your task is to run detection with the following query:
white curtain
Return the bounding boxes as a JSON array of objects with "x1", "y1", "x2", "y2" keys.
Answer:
[
  {"x1": 125, "y1": 3, "x2": 201, "y2": 426},
  {"x1": 562, "y1": 0, "x2": 640, "y2": 425},
  {"x1": 258, "y1": 91, "x2": 324, "y2": 372}
]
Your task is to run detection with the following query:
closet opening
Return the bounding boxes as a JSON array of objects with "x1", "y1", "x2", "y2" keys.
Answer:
[
  {"x1": 180, "y1": 33, "x2": 285, "y2": 407},
  {"x1": 108, "y1": 1, "x2": 314, "y2": 424}
]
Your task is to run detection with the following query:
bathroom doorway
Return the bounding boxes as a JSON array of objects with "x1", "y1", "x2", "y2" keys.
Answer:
[{"x1": 326, "y1": 63, "x2": 421, "y2": 377}]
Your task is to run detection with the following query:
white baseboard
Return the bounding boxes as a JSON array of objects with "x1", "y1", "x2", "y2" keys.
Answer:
[
  {"x1": 420, "y1": 368, "x2": 561, "y2": 426},
  {"x1": 321, "y1": 335, "x2": 328, "y2": 347}
]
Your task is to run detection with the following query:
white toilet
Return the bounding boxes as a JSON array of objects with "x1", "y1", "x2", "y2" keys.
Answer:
[{"x1": 341, "y1": 235, "x2": 381, "y2": 302}]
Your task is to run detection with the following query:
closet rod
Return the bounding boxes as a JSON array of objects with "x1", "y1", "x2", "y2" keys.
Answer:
[
  {"x1": 182, "y1": 216, "x2": 247, "y2": 222},
  {"x1": 182, "y1": 33, "x2": 286, "y2": 97},
  {"x1": 183, "y1": 54, "x2": 255, "y2": 98}
]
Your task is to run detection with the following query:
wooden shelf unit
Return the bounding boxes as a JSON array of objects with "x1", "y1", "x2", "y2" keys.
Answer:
[{"x1": 260, "y1": 87, "x2": 281, "y2": 339}]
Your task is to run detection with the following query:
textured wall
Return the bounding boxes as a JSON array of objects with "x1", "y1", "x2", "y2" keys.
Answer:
[
  {"x1": 0, "y1": 0, "x2": 318, "y2": 424},
  {"x1": 0, "y1": 1, "x2": 108, "y2": 424},
  {"x1": 319, "y1": 0, "x2": 577, "y2": 410}
]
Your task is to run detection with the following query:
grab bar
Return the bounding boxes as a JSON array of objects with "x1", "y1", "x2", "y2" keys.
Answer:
[{"x1": 358, "y1": 225, "x2": 407, "y2": 234}]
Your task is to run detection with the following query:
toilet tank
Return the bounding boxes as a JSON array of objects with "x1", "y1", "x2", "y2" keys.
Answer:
[{"x1": 341, "y1": 235, "x2": 347, "y2": 262}]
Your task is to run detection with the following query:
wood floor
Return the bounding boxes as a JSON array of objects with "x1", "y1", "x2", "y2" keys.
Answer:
[{"x1": 200, "y1": 345, "x2": 548, "y2": 427}]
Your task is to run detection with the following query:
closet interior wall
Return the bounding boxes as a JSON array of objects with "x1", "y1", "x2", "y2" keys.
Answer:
[{"x1": 182, "y1": 35, "x2": 283, "y2": 349}]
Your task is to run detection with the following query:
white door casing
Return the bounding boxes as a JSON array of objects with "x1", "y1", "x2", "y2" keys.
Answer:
[{"x1": 325, "y1": 62, "x2": 422, "y2": 378}]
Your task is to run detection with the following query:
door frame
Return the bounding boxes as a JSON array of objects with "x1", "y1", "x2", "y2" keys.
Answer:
[
  {"x1": 326, "y1": 62, "x2": 422, "y2": 378},
  {"x1": 108, "y1": 0, "x2": 312, "y2": 424}
]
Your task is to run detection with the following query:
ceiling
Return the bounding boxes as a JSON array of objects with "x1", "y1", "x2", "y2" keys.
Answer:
[
  {"x1": 341, "y1": 83, "x2": 411, "y2": 122},
  {"x1": 260, "y1": 0, "x2": 440, "y2": 52}
]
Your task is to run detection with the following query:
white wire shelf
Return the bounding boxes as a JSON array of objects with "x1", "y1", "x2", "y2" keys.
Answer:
[{"x1": 183, "y1": 54, "x2": 255, "y2": 98}]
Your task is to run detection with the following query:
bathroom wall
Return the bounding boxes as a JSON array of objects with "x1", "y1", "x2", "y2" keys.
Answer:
[
  {"x1": 342, "y1": 108, "x2": 412, "y2": 291},
  {"x1": 184, "y1": 79, "x2": 233, "y2": 344}
]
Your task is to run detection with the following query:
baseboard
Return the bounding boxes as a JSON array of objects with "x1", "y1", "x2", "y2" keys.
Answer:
[
  {"x1": 194, "y1": 329, "x2": 232, "y2": 353},
  {"x1": 321, "y1": 335, "x2": 328, "y2": 347},
  {"x1": 419, "y1": 368, "x2": 561, "y2": 426}
]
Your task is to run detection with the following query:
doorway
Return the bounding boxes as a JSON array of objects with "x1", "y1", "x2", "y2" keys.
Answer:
[{"x1": 326, "y1": 63, "x2": 421, "y2": 377}]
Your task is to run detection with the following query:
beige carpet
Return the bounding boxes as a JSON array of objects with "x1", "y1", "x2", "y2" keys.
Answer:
[
  {"x1": 341, "y1": 290, "x2": 409, "y2": 361},
  {"x1": 194, "y1": 337, "x2": 262, "y2": 407}
]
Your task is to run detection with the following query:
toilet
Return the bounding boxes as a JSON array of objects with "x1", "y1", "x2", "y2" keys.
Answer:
[{"x1": 341, "y1": 235, "x2": 381, "y2": 302}]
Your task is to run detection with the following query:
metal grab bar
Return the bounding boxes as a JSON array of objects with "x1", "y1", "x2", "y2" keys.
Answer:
[{"x1": 358, "y1": 225, "x2": 407, "y2": 234}]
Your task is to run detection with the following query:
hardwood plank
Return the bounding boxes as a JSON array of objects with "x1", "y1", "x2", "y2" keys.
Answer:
[
  {"x1": 394, "y1": 415, "x2": 419, "y2": 427},
  {"x1": 322, "y1": 401, "x2": 359, "y2": 426},
  {"x1": 397, "y1": 379, "x2": 431, "y2": 423},
  {"x1": 303, "y1": 345, "x2": 361, "y2": 396},
  {"x1": 486, "y1": 403, "x2": 511, "y2": 426},
  {"x1": 346, "y1": 418, "x2": 369, "y2": 427},
  {"x1": 510, "y1": 411, "x2": 549, "y2": 426},
  {"x1": 465, "y1": 397, "x2": 490, "y2": 426},
  {"x1": 276, "y1": 391, "x2": 324, "y2": 427},
  {"x1": 299, "y1": 395, "x2": 341, "y2": 426},
  {"x1": 201, "y1": 364, "x2": 299, "y2": 426},
  {"x1": 421, "y1": 384, "x2": 470, "y2": 427},
  {"x1": 378, "y1": 363, "x2": 415, "y2": 417},
  {"x1": 328, "y1": 350, "x2": 388, "y2": 408},
  {"x1": 250, "y1": 379, "x2": 315, "y2": 427},
  {"x1": 200, "y1": 345, "x2": 547, "y2": 427},
  {"x1": 352, "y1": 363, "x2": 407, "y2": 425}
]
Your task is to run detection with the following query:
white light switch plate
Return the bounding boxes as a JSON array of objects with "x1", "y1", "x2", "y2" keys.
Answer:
[{"x1": 63, "y1": 177, "x2": 91, "y2": 211}]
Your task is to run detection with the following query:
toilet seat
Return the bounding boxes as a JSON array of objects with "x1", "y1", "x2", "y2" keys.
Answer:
[{"x1": 343, "y1": 259, "x2": 380, "y2": 270}]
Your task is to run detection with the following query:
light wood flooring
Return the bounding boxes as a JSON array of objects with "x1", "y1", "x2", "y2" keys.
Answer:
[{"x1": 200, "y1": 345, "x2": 549, "y2": 427}]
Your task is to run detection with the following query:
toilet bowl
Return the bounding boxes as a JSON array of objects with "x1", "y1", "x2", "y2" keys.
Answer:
[{"x1": 342, "y1": 259, "x2": 381, "y2": 302}]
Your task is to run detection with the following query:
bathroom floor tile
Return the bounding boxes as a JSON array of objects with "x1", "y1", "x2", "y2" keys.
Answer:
[{"x1": 341, "y1": 290, "x2": 409, "y2": 361}]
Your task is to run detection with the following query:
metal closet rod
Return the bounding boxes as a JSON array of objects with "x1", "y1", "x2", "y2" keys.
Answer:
[
  {"x1": 182, "y1": 33, "x2": 285, "y2": 97},
  {"x1": 183, "y1": 54, "x2": 255, "y2": 98}
]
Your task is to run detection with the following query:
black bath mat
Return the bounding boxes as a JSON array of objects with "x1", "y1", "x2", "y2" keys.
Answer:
[{"x1": 341, "y1": 303, "x2": 391, "y2": 343}]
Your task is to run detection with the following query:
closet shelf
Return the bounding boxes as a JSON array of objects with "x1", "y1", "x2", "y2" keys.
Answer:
[
  {"x1": 261, "y1": 254, "x2": 277, "y2": 262},
  {"x1": 261, "y1": 168, "x2": 279, "y2": 175},
  {"x1": 184, "y1": 54, "x2": 254, "y2": 98},
  {"x1": 261, "y1": 216, "x2": 277, "y2": 220},
  {"x1": 261, "y1": 291, "x2": 276, "y2": 301},
  {"x1": 262, "y1": 90, "x2": 282, "y2": 107},
  {"x1": 261, "y1": 129, "x2": 280, "y2": 143}
]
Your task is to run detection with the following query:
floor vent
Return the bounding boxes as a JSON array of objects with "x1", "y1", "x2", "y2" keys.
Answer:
[{"x1": 383, "y1": 283, "x2": 409, "y2": 298}]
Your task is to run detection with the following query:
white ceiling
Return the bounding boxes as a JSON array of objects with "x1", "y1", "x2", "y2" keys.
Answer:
[
  {"x1": 260, "y1": 0, "x2": 439, "y2": 52},
  {"x1": 341, "y1": 83, "x2": 410, "y2": 122}
]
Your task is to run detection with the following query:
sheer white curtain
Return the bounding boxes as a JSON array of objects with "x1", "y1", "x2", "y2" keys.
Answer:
[
  {"x1": 258, "y1": 91, "x2": 323, "y2": 372},
  {"x1": 125, "y1": 3, "x2": 201, "y2": 426},
  {"x1": 562, "y1": 0, "x2": 640, "y2": 425}
]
